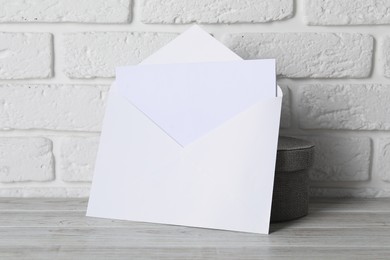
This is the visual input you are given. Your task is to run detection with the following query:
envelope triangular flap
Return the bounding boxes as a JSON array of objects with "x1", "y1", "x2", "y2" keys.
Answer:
[
  {"x1": 139, "y1": 25, "x2": 243, "y2": 65},
  {"x1": 116, "y1": 43, "x2": 276, "y2": 147}
]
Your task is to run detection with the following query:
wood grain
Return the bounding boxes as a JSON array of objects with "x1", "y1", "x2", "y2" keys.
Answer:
[{"x1": 0, "y1": 198, "x2": 389, "y2": 259}]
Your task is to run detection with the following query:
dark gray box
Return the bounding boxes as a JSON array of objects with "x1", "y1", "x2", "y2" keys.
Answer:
[{"x1": 271, "y1": 136, "x2": 315, "y2": 222}]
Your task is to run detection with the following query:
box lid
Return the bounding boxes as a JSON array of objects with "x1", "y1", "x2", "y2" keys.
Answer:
[{"x1": 276, "y1": 136, "x2": 315, "y2": 172}]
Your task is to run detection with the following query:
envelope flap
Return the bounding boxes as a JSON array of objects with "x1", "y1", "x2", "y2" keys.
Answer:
[
  {"x1": 116, "y1": 59, "x2": 276, "y2": 147},
  {"x1": 140, "y1": 25, "x2": 242, "y2": 65}
]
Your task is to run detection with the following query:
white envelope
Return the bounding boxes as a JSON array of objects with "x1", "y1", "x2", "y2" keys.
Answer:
[{"x1": 87, "y1": 25, "x2": 283, "y2": 234}]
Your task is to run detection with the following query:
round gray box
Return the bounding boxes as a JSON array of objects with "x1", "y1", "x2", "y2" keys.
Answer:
[{"x1": 271, "y1": 136, "x2": 315, "y2": 222}]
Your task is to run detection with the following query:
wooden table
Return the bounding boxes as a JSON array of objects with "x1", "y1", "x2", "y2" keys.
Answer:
[{"x1": 0, "y1": 198, "x2": 389, "y2": 259}]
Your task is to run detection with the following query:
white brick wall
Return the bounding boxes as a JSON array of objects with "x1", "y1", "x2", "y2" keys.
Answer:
[
  {"x1": 141, "y1": 0, "x2": 293, "y2": 23},
  {"x1": 298, "y1": 84, "x2": 390, "y2": 130},
  {"x1": 0, "y1": 0, "x2": 132, "y2": 23},
  {"x1": 63, "y1": 32, "x2": 177, "y2": 78},
  {"x1": 384, "y1": 36, "x2": 390, "y2": 78},
  {"x1": 0, "y1": 137, "x2": 54, "y2": 182},
  {"x1": 280, "y1": 85, "x2": 291, "y2": 129},
  {"x1": 60, "y1": 137, "x2": 99, "y2": 182},
  {"x1": 299, "y1": 135, "x2": 371, "y2": 182},
  {"x1": 0, "y1": 84, "x2": 108, "y2": 131},
  {"x1": 377, "y1": 138, "x2": 390, "y2": 183},
  {"x1": 0, "y1": 0, "x2": 389, "y2": 198},
  {"x1": 222, "y1": 33, "x2": 374, "y2": 78},
  {"x1": 0, "y1": 33, "x2": 52, "y2": 79},
  {"x1": 305, "y1": 0, "x2": 390, "y2": 25}
]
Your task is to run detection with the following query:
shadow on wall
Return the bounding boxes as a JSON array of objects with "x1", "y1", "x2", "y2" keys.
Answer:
[{"x1": 290, "y1": 134, "x2": 372, "y2": 197}]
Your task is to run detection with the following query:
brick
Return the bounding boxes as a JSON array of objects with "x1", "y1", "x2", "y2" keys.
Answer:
[
  {"x1": 305, "y1": 0, "x2": 390, "y2": 25},
  {"x1": 0, "y1": 187, "x2": 90, "y2": 197},
  {"x1": 63, "y1": 32, "x2": 177, "y2": 78},
  {"x1": 0, "y1": 0, "x2": 131, "y2": 23},
  {"x1": 0, "y1": 137, "x2": 54, "y2": 182},
  {"x1": 279, "y1": 85, "x2": 291, "y2": 128},
  {"x1": 300, "y1": 135, "x2": 371, "y2": 182},
  {"x1": 222, "y1": 33, "x2": 373, "y2": 78},
  {"x1": 384, "y1": 36, "x2": 390, "y2": 78},
  {"x1": 298, "y1": 84, "x2": 390, "y2": 130},
  {"x1": 0, "y1": 33, "x2": 52, "y2": 79},
  {"x1": 60, "y1": 137, "x2": 99, "y2": 182},
  {"x1": 310, "y1": 187, "x2": 390, "y2": 198},
  {"x1": 141, "y1": 0, "x2": 293, "y2": 23},
  {"x1": 377, "y1": 138, "x2": 390, "y2": 182},
  {"x1": 0, "y1": 84, "x2": 108, "y2": 131}
]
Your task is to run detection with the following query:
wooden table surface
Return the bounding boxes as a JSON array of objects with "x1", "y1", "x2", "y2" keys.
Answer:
[{"x1": 0, "y1": 198, "x2": 389, "y2": 259}]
